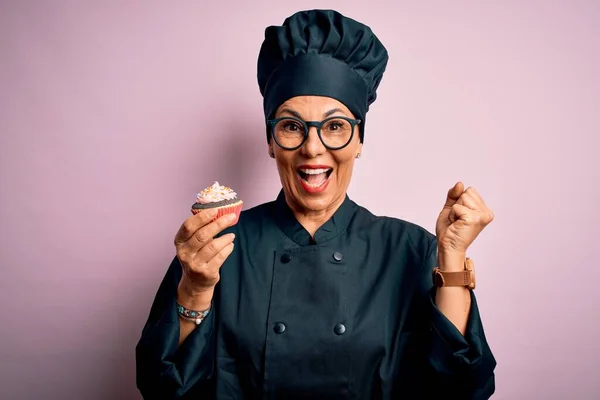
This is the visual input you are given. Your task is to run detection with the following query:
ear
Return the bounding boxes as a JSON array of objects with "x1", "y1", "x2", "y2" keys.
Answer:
[
  {"x1": 267, "y1": 142, "x2": 275, "y2": 158},
  {"x1": 356, "y1": 142, "x2": 363, "y2": 158}
]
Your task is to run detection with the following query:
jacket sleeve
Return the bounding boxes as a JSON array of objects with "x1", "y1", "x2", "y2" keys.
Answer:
[
  {"x1": 420, "y1": 237, "x2": 497, "y2": 399},
  {"x1": 135, "y1": 256, "x2": 216, "y2": 399}
]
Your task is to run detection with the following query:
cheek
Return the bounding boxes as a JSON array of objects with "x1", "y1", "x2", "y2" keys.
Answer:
[
  {"x1": 334, "y1": 154, "x2": 356, "y2": 182},
  {"x1": 275, "y1": 154, "x2": 297, "y2": 179}
]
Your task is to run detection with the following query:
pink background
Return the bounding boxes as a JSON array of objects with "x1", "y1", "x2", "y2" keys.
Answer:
[{"x1": 1, "y1": 1, "x2": 598, "y2": 399}]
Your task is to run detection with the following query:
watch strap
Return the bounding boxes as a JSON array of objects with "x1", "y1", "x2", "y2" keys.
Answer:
[
  {"x1": 432, "y1": 258, "x2": 476, "y2": 289},
  {"x1": 433, "y1": 268, "x2": 471, "y2": 286}
]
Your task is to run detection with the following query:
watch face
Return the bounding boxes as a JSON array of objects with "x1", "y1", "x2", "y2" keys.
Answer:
[{"x1": 466, "y1": 258, "x2": 476, "y2": 289}]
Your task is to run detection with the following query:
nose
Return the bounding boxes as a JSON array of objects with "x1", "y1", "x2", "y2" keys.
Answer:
[{"x1": 301, "y1": 126, "x2": 326, "y2": 158}]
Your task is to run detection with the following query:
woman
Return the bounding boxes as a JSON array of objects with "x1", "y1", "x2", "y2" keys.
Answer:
[{"x1": 136, "y1": 9, "x2": 496, "y2": 399}]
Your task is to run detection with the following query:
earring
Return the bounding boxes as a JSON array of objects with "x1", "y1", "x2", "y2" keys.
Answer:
[
  {"x1": 269, "y1": 152, "x2": 275, "y2": 158},
  {"x1": 356, "y1": 153, "x2": 361, "y2": 159}
]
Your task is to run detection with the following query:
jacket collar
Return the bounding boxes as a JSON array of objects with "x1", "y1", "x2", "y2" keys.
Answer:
[{"x1": 272, "y1": 189, "x2": 357, "y2": 246}]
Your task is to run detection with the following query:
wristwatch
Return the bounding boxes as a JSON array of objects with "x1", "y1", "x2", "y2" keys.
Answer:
[{"x1": 432, "y1": 257, "x2": 476, "y2": 289}]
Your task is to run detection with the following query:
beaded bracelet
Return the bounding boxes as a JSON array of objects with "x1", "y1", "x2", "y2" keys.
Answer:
[{"x1": 176, "y1": 302, "x2": 211, "y2": 325}]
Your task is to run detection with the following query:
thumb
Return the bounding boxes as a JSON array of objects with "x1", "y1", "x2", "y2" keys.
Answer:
[{"x1": 443, "y1": 181, "x2": 465, "y2": 208}]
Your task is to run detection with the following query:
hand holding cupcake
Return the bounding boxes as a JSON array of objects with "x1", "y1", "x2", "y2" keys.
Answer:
[{"x1": 173, "y1": 181, "x2": 242, "y2": 313}]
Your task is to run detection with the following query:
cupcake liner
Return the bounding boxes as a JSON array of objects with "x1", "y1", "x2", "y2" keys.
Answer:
[
  {"x1": 214, "y1": 201, "x2": 243, "y2": 224},
  {"x1": 191, "y1": 200, "x2": 243, "y2": 225}
]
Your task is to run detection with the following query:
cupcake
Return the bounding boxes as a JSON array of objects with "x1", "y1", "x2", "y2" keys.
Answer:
[{"x1": 191, "y1": 181, "x2": 243, "y2": 224}]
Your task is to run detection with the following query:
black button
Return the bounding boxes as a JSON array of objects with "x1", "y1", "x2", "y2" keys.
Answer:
[
  {"x1": 334, "y1": 323, "x2": 346, "y2": 335},
  {"x1": 274, "y1": 322, "x2": 286, "y2": 334},
  {"x1": 281, "y1": 253, "x2": 292, "y2": 263},
  {"x1": 333, "y1": 252, "x2": 343, "y2": 262}
]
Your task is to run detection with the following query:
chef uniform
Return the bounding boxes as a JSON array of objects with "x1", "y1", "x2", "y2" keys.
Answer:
[{"x1": 136, "y1": 9, "x2": 496, "y2": 400}]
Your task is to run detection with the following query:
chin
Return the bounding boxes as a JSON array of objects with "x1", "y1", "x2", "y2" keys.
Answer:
[{"x1": 298, "y1": 195, "x2": 334, "y2": 212}]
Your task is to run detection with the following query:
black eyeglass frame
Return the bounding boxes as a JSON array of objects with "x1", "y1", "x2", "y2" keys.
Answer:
[{"x1": 266, "y1": 116, "x2": 362, "y2": 151}]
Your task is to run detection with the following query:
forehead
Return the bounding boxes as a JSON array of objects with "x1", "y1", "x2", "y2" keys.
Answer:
[{"x1": 276, "y1": 96, "x2": 353, "y2": 117}]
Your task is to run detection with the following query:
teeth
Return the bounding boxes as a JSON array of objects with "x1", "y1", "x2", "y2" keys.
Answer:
[
  {"x1": 299, "y1": 168, "x2": 330, "y2": 175},
  {"x1": 303, "y1": 180, "x2": 327, "y2": 188}
]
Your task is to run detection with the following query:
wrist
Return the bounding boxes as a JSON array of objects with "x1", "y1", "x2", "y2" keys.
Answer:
[
  {"x1": 177, "y1": 278, "x2": 214, "y2": 311},
  {"x1": 437, "y1": 249, "x2": 466, "y2": 272}
]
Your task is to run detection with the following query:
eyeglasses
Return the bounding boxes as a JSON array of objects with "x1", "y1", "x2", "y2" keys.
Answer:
[{"x1": 267, "y1": 116, "x2": 361, "y2": 151}]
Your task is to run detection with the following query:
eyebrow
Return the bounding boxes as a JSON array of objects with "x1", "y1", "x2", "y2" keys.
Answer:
[{"x1": 279, "y1": 108, "x2": 347, "y2": 119}]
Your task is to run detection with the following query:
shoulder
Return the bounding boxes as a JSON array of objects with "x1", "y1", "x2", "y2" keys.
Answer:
[{"x1": 349, "y1": 201, "x2": 436, "y2": 253}]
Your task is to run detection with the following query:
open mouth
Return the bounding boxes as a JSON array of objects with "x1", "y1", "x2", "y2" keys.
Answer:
[{"x1": 297, "y1": 167, "x2": 333, "y2": 188}]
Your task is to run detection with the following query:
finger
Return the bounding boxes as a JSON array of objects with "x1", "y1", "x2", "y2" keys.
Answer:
[
  {"x1": 463, "y1": 187, "x2": 494, "y2": 223},
  {"x1": 444, "y1": 181, "x2": 465, "y2": 208},
  {"x1": 457, "y1": 191, "x2": 480, "y2": 211},
  {"x1": 449, "y1": 203, "x2": 473, "y2": 224},
  {"x1": 464, "y1": 186, "x2": 486, "y2": 208},
  {"x1": 193, "y1": 233, "x2": 236, "y2": 264},
  {"x1": 175, "y1": 208, "x2": 218, "y2": 245},
  {"x1": 196, "y1": 242, "x2": 235, "y2": 276},
  {"x1": 188, "y1": 213, "x2": 237, "y2": 249}
]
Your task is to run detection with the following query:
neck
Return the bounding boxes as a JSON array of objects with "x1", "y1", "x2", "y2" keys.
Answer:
[{"x1": 285, "y1": 194, "x2": 346, "y2": 237}]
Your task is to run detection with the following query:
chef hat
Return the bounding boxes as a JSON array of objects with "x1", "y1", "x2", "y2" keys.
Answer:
[{"x1": 257, "y1": 9, "x2": 389, "y2": 143}]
